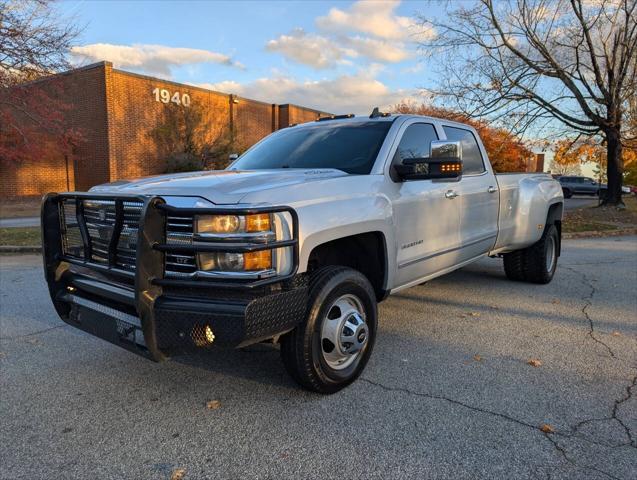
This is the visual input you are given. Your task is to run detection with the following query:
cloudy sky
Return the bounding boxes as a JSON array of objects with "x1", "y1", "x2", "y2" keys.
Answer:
[{"x1": 59, "y1": 0, "x2": 439, "y2": 114}]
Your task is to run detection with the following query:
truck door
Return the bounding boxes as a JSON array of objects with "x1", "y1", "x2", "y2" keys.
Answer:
[
  {"x1": 441, "y1": 125, "x2": 499, "y2": 262},
  {"x1": 391, "y1": 122, "x2": 462, "y2": 287}
]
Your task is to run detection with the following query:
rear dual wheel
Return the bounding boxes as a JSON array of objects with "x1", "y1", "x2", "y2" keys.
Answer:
[
  {"x1": 280, "y1": 266, "x2": 377, "y2": 394},
  {"x1": 503, "y1": 224, "x2": 559, "y2": 284}
]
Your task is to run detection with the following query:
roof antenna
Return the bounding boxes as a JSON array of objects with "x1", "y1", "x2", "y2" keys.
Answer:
[{"x1": 370, "y1": 107, "x2": 390, "y2": 119}]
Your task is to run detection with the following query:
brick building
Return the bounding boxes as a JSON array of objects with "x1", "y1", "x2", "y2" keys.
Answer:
[{"x1": 1, "y1": 62, "x2": 330, "y2": 199}]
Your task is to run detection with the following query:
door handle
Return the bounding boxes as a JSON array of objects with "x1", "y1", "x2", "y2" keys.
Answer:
[
  {"x1": 445, "y1": 190, "x2": 459, "y2": 199},
  {"x1": 487, "y1": 186, "x2": 497, "y2": 194}
]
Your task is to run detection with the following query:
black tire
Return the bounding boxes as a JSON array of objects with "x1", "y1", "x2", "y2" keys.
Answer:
[
  {"x1": 562, "y1": 188, "x2": 572, "y2": 199},
  {"x1": 503, "y1": 224, "x2": 559, "y2": 284},
  {"x1": 280, "y1": 266, "x2": 377, "y2": 394}
]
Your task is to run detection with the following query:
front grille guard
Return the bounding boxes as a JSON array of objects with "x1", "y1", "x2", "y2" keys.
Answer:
[{"x1": 42, "y1": 192, "x2": 300, "y2": 361}]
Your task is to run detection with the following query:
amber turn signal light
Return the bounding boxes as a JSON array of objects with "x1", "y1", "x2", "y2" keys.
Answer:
[
  {"x1": 244, "y1": 249, "x2": 272, "y2": 270},
  {"x1": 246, "y1": 213, "x2": 271, "y2": 232}
]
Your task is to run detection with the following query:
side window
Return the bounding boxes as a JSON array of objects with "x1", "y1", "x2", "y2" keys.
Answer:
[
  {"x1": 394, "y1": 123, "x2": 438, "y2": 164},
  {"x1": 442, "y1": 126, "x2": 485, "y2": 175}
]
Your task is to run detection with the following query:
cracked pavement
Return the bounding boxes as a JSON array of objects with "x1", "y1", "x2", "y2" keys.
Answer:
[{"x1": 1, "y1": 236, "x2": 636, "y2": 479}]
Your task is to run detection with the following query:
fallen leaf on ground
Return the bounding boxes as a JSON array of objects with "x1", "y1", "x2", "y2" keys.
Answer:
[
  {"x1": 527, "y1": 359, "x2": 542, "y2": 367},
  {"x1": 612, "y1": 331, "x2": 621, "y2": 336},
  {"x1": 540, "y1": 424, "x2": 554, "y2": 433},
  {"x1": 170, "y1": 468, "x2": 186, "y2": 480},
  {"x1": 206, "y1": 400, "x2": 222, "y2": 410},
  {"x1": 473, "y1": 354, "x2": 482, "y2": 362}
]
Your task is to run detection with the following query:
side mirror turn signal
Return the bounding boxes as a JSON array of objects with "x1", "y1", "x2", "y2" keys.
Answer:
[{"x1": 394, "y1": 140, "x2": 463, "y2": 181}]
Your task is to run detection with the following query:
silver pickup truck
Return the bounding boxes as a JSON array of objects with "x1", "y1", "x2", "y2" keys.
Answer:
[{"x1": 41, "y1": 112, "x2": 563, "y2": 393}]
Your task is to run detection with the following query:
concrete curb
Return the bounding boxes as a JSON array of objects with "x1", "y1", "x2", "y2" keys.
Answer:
[
  {"x1": 0, "y1": 245, "x2": 42, "y2": 253},
  {"x1": 563, "y1": 228, "x2": 637, "y2": 239}
]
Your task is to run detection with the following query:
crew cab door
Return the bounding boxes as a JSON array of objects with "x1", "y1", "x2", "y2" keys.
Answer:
[
  {"x1": 390, "y1": 121, "x2": 462, "y2": 287},
  {"x1": 441, "y1": 125, "x2": 499, "y2": 262}
]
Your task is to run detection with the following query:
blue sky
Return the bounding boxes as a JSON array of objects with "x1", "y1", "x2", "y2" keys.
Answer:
[{"x1": 57, "y1": 0, "x2": 441, "y2": 114}]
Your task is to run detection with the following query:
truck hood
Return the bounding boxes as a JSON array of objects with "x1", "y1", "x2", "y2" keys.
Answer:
[{"x1": 90, "y1": 168, "x2": 349, "y2": 204}]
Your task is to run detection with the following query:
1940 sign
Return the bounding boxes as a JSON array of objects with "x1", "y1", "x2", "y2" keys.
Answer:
[{"x1": 152, "y1": 87, "x2": 191, "y2": 107}]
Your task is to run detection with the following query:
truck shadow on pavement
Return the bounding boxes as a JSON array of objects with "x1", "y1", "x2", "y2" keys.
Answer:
[{"x1": 161, "y1": 257, "x2": 635, "y2": 393}]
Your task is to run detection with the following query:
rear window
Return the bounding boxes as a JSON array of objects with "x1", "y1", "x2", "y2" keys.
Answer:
[{"x1": 230, "y1": 121, "x2": 392, "y2": 174}]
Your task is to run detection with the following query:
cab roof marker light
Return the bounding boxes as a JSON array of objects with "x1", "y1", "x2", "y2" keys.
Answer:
[{"x1": 316, "y1": 114, "x2": 355, "y2": 122}]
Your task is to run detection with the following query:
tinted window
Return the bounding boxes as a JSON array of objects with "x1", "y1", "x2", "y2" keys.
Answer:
[
  {"x1": 442, "y1": 126, "x2": 485, "y2": 175},
  {"x1": 393, "y1": 123, "x2": 438, "y2": 164},
  {"x1": 230, "y1": 121, "x2": 392, "y2": 174}
]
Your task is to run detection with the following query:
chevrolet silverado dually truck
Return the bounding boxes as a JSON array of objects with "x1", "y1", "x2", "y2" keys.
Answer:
[{"x1": 41, "y1": 111, "x2": 563, "y2": 393}]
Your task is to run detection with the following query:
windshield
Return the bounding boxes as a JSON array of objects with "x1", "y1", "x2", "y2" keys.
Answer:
[{"x1": 230, "y1": 121, "x2": 392, "y2": 174}]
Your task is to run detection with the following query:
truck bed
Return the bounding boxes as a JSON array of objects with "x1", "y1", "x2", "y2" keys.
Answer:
[{"x1": 492, "y1": 173, "x2": 563, "y2": 253}]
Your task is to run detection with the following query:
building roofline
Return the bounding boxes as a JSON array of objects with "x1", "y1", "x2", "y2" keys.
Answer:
[
  {"x1": 8, "y1": 61, "x2": 114, "y2": 89},
  {"x1": 110, "y1": 66, "x2": 231, "y2": 98},
  {"x1": 279, "y1": 103, "x2": 330, "y2": 115},
  {"x1": 12, "y1": 62, "x2": 331, "y2": 114}
]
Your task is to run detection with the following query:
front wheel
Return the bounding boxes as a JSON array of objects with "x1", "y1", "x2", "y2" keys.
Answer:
[{"x1": 280, "y1": 266, "x2": 377, "y2": 394}]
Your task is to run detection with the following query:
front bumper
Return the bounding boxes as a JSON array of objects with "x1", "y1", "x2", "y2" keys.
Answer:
[{"x1": 42, "y1": 193, "x2": 306, "y2": 361}]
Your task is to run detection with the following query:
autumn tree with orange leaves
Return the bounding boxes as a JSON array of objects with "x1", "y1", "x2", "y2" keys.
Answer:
[
  {"x1": 392, "y1": 102, "x2": 534, "y2": 173},
  {"x1": 551, "y1": 139, "x2": 596, "y2": 176}
]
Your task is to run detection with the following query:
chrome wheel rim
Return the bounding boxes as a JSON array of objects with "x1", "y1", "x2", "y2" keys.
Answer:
[
  {"x1": 320, "y1": 294, "x2": 368, "y2": 370},
  {"x1": 546, "y1": 235, "x2": 556, "y2": 272}
]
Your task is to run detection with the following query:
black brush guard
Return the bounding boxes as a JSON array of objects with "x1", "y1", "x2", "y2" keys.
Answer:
[{"x1": 41, "y1": 192, "x2": 307, "y2": 361}]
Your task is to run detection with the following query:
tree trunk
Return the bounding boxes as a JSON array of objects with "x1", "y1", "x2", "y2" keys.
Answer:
[{"x1": 601, "y1": 128, "x2": 624, "y2": 206}]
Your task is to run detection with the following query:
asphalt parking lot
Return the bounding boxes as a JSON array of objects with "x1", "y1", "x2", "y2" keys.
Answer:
[{"x1": 1, "y1": 236, "x2": 636, "y2": 480}]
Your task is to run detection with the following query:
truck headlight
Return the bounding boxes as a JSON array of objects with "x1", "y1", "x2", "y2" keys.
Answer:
[
  {"x1": 195, "y1": 213, "x2": 275, "y2": 272},
  {"x1": 196, "y1": 214, "x2": 271, "y2": 234},
  {"x1": 198, "y1": 250, "x2": 272, "y2": 271}
]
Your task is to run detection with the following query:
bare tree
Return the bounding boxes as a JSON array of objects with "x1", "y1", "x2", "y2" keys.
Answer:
[
  {"x1": 0, "y1": 0, "x2": 79, "y2": 87},
  {"x1": 0, "y1": 0, "x2": 82, "y2": 164},
  {"x1": 418, "y1": 0, "x2": 636, "y2": 206}
]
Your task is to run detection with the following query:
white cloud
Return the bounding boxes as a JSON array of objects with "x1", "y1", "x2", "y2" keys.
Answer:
[
  {"x1": 265, "y1": 29, "x2": 357, "y2": 69},
  {"x1": 70, "y1": 43, "x2": 244, "y2": 77},
  {"x1": 316, "y1": 0, "x2": 432, "y2": 42},
  {"x1": 266, "y1": 29, "x2": 411, "y2": 68},
  {"x1": 265, "y1": 1, "x2": 430, "y2": 70},
  {"x1": 199, "y1": 70, "x2": 424, "y2": 115},
  {"x1": 344, "y1": 36, "x2": 411, "y2": 63}
]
